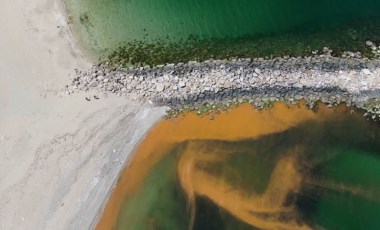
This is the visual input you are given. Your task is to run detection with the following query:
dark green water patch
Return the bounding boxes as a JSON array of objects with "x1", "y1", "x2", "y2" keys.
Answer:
[
  {"x1": 193, "y1": 142, "x2": 278, "y2": 195},
  {"x1": 114, "y1": 152, "x2": 190, "y2": 230},
  {"x1": 194, "y1": 196, "x2": 259, "y2": 230}
]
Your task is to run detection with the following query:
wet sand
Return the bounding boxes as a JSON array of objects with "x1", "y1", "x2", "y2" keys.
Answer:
[{"x1": 96, "y1": 102, "x2": 349, "y2": 229}]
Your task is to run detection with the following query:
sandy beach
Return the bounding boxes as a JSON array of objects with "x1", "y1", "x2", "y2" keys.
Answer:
[{"x1": 0, "y1": 0, "x2": 166, "y2": 229}]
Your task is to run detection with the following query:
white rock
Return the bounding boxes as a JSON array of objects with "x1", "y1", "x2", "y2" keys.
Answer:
[
  {"x1": 362, "y1": 69, "x2": 371, "y2": 75},
  {"x1": 156, "y1": 83, "x2": 165, "y2": 92},
  {"x1": 273, "y1": 70, "x2": 281, "y2": 76},
  {"x1": 300, "y1": 79, "x2": 309, "y2": 86},
  {"x1": 254, "y1": 68, "x2": 261, "y2": 75},
  {"x1": 178, "y1": 82, "x2": 186, "y2": 88}
]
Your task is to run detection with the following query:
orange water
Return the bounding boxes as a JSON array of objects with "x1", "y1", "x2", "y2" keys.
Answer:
[{"x1": 96, "y1": 102, "x2": 349, "y2": 229}]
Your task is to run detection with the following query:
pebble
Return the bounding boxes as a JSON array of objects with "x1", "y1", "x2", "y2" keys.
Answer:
[
  {"x1": 156, "y1": 83, "x2": 165, "y2": 92},
  {"x1": 273, "y1": 70, "x2": 281, "y2": 76},
  {"x1": 362, "y1": 69, "x2": 371, "y2": 75},
  {"x1": 366, "y1": 40, "x2": 374, "y2": 47}
]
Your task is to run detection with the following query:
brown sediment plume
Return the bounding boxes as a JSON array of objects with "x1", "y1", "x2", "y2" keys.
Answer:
[
  {"x1": 177, "y1": 141, "x2": 230, "y2": 230},
  {"x1": 96, "y1": 102, "x2": 348, "y2": 230},
  {"x1": 178, "y1": 143, "x2": 311, "y2": 230}
]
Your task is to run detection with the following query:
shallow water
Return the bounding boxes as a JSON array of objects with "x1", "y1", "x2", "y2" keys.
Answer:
[
  {"x1": 66, "y1": 0, "x2": 380, "y2": 61},
  {"x1": 97, "y1": 103, "x2": 380, "y2": 230},
  {"x1": 66, "y1": 0, "x2": 380, "y2": 51}
]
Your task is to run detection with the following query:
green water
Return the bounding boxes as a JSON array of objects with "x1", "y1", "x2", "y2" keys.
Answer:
[
  {"x1": 115, "y1": 152, "x2": 190, "y2": 229},
  {"x1": 115, "y1": 113, "x2": 380, "y2": 230},
  {"x1": 65, "y1": 0, "x2": 380, "y2": 65}
]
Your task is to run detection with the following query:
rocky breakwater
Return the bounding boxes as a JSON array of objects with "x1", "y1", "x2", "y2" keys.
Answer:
[{"x1": 69, "y1": 49, "x2": 380, "y2": 119}]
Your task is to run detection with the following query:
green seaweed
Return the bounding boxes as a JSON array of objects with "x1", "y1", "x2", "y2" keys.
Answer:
[{"x1": 105, "y1": 17, "x2": 380, "y2": 67}]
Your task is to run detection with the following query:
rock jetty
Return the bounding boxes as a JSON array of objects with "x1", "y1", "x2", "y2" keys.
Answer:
[{"x1": 69, "y1": 49, "x2": 380, "y2": 119}]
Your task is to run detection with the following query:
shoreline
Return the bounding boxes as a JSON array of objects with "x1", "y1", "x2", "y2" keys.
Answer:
[
  {"x1": 58, "y1": 0, "x2": 91, "y2": 64},
  {"x1": 61, "y1": 0, "x2": 100, "y2": 63},
  {"x1": 0, "y1": 0, "x2": 166, "y2": 229}
]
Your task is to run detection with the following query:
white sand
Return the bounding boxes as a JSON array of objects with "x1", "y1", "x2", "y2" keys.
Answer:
[{"x1": 0, "y1": 0, "x2": 167, "y2": 229}]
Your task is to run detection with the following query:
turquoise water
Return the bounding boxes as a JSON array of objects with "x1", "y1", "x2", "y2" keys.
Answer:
[
  {"x1": 114, "y1": 113, "x2": 380, "y2": 230},
  {"x1": 65, "y1": 0, "x2": 380, "y2": 65}
]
